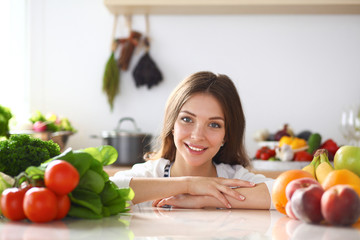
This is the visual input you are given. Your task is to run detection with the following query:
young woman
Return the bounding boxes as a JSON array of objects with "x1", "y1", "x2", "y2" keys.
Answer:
[{"x1": 110, "y1": 71, "x2": 274, "y2": 209}]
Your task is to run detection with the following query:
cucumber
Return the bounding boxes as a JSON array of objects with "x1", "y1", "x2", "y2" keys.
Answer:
[{"x1": 307, "y1": 133, "x2": 322, "y2": 154}]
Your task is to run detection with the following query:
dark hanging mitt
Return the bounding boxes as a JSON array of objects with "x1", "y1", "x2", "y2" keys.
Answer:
[{"x1": 132, "y1": 38, "x2": 163, "y2": 89}]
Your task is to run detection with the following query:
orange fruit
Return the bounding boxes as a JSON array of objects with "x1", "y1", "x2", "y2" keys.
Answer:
[
  {"x1": 321, "y1": 169, "x2": 360, "y2": 199},
  {"x1": 322, "y1": 169, "x2": 360, "y2": 191},
  {"x1": 271, "y1": 169, "x2": 315, "y2": 215}
]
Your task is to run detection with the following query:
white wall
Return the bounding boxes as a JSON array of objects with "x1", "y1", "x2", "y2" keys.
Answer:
[{"x1": 29, "y1": 0, "x2": 360, "y2": 157}]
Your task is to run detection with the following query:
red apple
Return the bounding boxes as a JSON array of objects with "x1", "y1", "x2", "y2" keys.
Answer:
[
  {"x1": 291, "y1": 184, "x2": 324, "y2": 223},
  {"x1": 321, "y1": 184, "x2": 360, "y2": 226},
  {"x1": 32, "y1": 121, "x2": 47, "y2": 132},
  {"x1": 285, "y1": 177, "x2": 320, "y2": 201}
]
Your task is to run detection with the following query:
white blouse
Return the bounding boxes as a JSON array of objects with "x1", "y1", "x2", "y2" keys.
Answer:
[{"x1": 110, "y1": 158, "x2": 275, "y2": 209}]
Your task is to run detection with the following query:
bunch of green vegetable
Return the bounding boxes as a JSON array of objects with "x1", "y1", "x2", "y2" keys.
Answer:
[
  {"x1": 0, "y1": 134, "x2": 61, "y2": 177},
  {"x1": 0, "y1": 104, "x2": 12, "y2": 139},
  {"x1": 25, "y1": 145, "x2": 134, "y2": 219}
]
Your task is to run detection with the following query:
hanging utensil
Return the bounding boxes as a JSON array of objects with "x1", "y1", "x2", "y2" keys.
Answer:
[{"x1": 116, "y1": 15, "x2": 142, "y2": 71}]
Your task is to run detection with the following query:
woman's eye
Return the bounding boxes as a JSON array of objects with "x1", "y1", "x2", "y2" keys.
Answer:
[
  {"x1": 181, "y1": 117, "x2": 192, "y2": 123},
  {"x1": 209, "y1": 122, "x2": 221, "y2": 128}
]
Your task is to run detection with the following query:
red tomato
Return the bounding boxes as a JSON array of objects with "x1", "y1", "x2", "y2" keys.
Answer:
[
  {"x1": 23, "y1": 187, "x2": 58, "y2": 223},
  {"x1": 55, "y1": 194, "x2": 71, "y2": 220},
  {"x1": 0, "y1": 187, "x2": 27, "y2": 221},
  {"x1": 44, "y1": 160, "x2": 80, "y2": 195}
]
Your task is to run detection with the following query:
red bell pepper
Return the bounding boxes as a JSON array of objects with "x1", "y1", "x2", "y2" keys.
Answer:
[
  {"x1": 320, "y1": 139, "x2": 339, "y2": 160},
  {"x1": 294, "y1": 151, "x2": 313, "y2": 161}
]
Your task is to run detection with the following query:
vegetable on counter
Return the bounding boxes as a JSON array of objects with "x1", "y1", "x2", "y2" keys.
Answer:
[
  {"x1": 0, "y1": 144, "x2": 133, "y2": 222},
  {"x1": 25, "y1": 145, "x2": 134, "y2": 220},
  {"x1": 294, "y1": 150, "x2": 313, "y2": 161},
  {"x1": 307, "y1": 133, "x2": 322, "y2": 154},
  {"x1": 276, "y1": 144, "x2": 294, "y2": 162},
  {"x1": 278, "y1": 136, "x2": 307, "y2": 150},
  {"x1": 0, "y1": 105, "x2": 12, "y2": 139},
  {"x1": 320, "y1": 139, "x2": 339, "y2": 160},
  {"x1": 0, "y1": 134, "x2": 61, "y2": 177},
  {"x1": 255, "y1": 146, "x2": 276, "y2": 160},
  {"x1": 29, "y1": 110, "x2": 77, "y2": 133}
]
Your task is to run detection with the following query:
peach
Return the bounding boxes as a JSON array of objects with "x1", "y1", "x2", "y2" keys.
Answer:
[
  {"x1": 291, "y1": 184, "x2": 324, "y2": 223},
  {"x1": 285, "y1": 201, "x2": 297, "y2": 220},
  {"x1": 321, "y1": 184, "x2": 360, "y2": 226},
  {"x1": 285, "y1": 177, "x2": 321, "y2": 201}
]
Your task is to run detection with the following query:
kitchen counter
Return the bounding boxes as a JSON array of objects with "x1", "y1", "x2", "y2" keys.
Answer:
[{"x1": 1, "y1": 205, "x2": 360, "y2": 239}]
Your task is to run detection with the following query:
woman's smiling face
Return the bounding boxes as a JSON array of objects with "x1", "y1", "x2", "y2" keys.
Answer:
[{"x1": 173, "y1": 93, "x2": 226, "y2": 167}]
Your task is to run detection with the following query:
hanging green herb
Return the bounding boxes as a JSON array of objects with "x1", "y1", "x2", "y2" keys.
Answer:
[
  {"x1": 102, "y1": 15, "x2": 120, "y2": 112},
  {"x1": 102, "y1": 46, "x2": 119, "y2": 111}
]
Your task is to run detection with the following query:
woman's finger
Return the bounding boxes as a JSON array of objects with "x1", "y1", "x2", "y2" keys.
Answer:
[
  {"x1": 152, "y1": 199, "x2": 162, "y2": 207},
  {"x1": 208, "y1": 187, "x2": 232, "y2": 208},
  {"x1": 217, "y1": 184, "x2": 246, "y2": 201}
]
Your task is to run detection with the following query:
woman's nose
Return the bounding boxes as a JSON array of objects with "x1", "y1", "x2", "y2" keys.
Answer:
[{"x1": 191, "y1": 124, "x2": 205, "y2": 140}]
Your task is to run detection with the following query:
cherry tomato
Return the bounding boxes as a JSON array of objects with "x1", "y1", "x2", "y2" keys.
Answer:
[
  {"x1": 55, "y1": 194, "x2": 71, "y2": 220},
  {"x1": 260, "y1": 152, "x2": 271, "y2": 160},
  {"x1": 44, "y1": 160, "x2": 80, "y2": 195},
  {"x1": 0, "y1": 187, "x2": 28, "y2": 221},
  {"x1": 23, "y1": 187, "x2": 58, "y2": 223}
]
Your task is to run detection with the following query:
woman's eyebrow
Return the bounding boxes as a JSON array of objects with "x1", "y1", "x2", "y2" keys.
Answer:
[
  {"x1": 209, "y1": 117, "x2": 225, "y2": 121},
  {"x1": 180, "y1": 110, "x2": 224, "y2": 121},
  {"x1": 179, "y1": 110, "x2": 196, "y2": 116}
]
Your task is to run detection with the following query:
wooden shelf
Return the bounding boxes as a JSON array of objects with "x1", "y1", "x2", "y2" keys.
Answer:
[{"x1": 104, "y1": 0, "x2": 360, "y2": 15}]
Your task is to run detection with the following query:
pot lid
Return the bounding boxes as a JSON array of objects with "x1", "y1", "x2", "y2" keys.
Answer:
[{"x1": 102, "y1": 117, "x2": 149, "y2": 137}]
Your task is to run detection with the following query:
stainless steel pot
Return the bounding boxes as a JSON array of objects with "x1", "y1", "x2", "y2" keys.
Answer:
[{"x1": 99, "y1": 117, "x2": 152, "y2": 166}]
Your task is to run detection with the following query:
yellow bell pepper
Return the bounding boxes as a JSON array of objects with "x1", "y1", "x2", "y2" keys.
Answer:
[
  {"x1": 279, "y1": 136, "x2": 293, "y2": 147},
  {"x1": 279, "y1": 136, "x2": 307, "y2": 150},
  {"x1": 290, "y1": 138, "x2": 307, "y2": 150}
]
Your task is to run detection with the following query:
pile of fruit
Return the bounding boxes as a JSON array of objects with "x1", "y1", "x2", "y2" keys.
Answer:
[
  {"x1": 272, "y1": 146, "x2": 360, "y2": 226},
  {"x1": 254, "y1": 127, "x2": 339, "y2": 161}
]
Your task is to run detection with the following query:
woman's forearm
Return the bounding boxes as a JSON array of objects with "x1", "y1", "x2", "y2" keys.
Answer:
[
  {"x1": 155, "y1": 182, "x2": 271, "y2": 209},
  {"x1": 129, "y1": 177, "x2": 257, "y2": 207},
  {"x1": 130, "y1": 177, "x2": 189, "y2": 204}
]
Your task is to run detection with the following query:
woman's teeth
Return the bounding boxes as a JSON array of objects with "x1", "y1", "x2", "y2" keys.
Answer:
[{"x1": 188, "y1": 145, "x2": 204, "y2": 151}]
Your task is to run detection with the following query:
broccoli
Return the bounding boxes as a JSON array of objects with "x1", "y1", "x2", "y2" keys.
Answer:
[{"x1": 0, "y1": 134, "x2": 61, "y2": 177}]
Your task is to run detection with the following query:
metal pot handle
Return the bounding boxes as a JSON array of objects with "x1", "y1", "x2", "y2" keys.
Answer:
[{"x1": 116, "y1": 117, "x2": 141, "y2": 133}]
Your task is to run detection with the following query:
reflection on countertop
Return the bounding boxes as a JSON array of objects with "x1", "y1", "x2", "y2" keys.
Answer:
[{"x1": 1, "y1": 205, "x2": 360, "y2": 239}]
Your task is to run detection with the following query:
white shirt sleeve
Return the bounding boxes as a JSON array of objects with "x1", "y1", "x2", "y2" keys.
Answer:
[
  {"x1": 109, "y1": 159, "x2": 170, "y2": 189},
  {"x1": 216, "y1": 163, "x2": 275, "y2": 210}
]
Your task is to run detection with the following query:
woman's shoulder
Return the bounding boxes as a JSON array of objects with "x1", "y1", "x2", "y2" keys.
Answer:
[
  {"x1": 215, "y1": 163, "x2": 247, "y2": 178},
  {"x1": 129, "y1": 158, "x2": 170, "y2": 177},
  {"x1": 215, "y1": 162, "x2": 273, "y2": 183}
]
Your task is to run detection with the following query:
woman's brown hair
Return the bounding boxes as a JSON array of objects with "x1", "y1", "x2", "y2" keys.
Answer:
[{"x1": 148, "y1": 71, "x2": 250, "y2": 167}]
